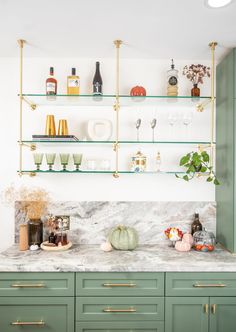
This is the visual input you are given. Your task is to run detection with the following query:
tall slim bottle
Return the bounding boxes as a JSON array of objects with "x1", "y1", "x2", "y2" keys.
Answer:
[
  {"x1": 46, "y1": 67, "x2": 57, "y2": 95},
  {"x1": 93, "y1": 62, "x2": 103, "y2": 96},
  {"x1": 167, "y1": 59, "x2": 178, "y2": 96}
]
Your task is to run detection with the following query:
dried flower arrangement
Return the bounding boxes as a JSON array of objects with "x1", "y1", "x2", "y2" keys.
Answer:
[
  {"x1": 3, "y1": 185, "x2": 51, "y2": 219},
  {"x1": 183, "y1": 64, "x2": 211, "y2": 85}
]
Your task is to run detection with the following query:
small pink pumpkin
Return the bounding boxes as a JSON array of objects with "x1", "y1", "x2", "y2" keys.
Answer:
[
  {"x1": 175, "y1": 240, "x2": 191, "y2": 252},
  {"x1": 182, "y1": 233, "x2": 194, "y2": 246}
]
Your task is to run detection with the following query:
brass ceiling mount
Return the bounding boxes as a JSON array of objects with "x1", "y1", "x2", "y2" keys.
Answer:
[
  {"x1": 209, "y1": 41, "x2": 218, "y2": 50},
  {"x1": 17, "y1": 39, "x2": 26, "y2": 48},
  {"x1": 114, "y1": 40, "x2": 123, "y2": 48}
]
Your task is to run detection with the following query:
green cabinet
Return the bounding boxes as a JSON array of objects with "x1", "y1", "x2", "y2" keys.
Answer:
[
  {"x1": 165, "y1": 297, "x2": 209, "y2": 332},
  {"x1": 216, "y1": 47, "x2": 236, "y2": 253},
  {"x1": 210, "y1": 297, "x2": 236, "y2": 332},
  {"x1": 76, "y1": 321, "x2": 164, "y2": 332}
]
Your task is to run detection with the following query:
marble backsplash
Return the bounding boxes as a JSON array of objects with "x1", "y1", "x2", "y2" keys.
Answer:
[{"x1": 15, "y1": 201, "x2": 216, "y2": 244}]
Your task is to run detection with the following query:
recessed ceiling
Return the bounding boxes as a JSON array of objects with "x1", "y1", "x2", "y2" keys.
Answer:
[{"x1": 0, "y1": 0, "x2": 235, "y2": 60}]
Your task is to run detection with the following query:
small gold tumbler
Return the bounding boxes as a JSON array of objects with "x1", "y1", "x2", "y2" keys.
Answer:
[
  {"x1": 58, "y1": 119, "x2": 69, "y2": 135},
  {"x1": 45, "y1": 115, "x2": 56, "y2": 136}
]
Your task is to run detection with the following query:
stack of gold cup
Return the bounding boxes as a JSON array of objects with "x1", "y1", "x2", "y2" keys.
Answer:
[{"x1": 45, "y1": 115, "x2": 69, "y2": 136}]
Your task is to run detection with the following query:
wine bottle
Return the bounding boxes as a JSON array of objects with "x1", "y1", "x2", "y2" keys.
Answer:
[
  {"x1": 46, "y1": 67, "x2": 57, "y2": 95},
  {"x1": 93, "y1": 62, "x2": 103, "y2": 95},
  {"x1": 67, "y1": 68, "x2": 80, "y2": 95},
  {"x1": 191, "y1": 213, "x2": 203, "y2": 235}
]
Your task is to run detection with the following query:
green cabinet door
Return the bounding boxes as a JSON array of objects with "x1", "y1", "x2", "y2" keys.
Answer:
[
  {"x1": 210, "y1": 297, "x2": 236, "y2": 332},
  {"x1": 165, "y1": 297, "x2": 209, "y2": 332},
  {"x1": 76, "y1": 321, "x2": 164, "y2": 332}
]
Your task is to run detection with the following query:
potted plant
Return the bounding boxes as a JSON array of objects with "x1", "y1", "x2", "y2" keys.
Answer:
[
  {"x1": 175, "y1": 150, "x2": 219, "y2": 185},
  {"x1": 183, "y1": 64, "x2": 211, "y2": 97}
]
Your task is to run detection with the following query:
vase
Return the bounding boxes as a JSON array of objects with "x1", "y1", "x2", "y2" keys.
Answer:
[
  {"x1": 191, "y1": 84, "x2": 200, "y2": 97},
  {"x1": 28, "y1": 218, "x2": 43, "y2": 246}
]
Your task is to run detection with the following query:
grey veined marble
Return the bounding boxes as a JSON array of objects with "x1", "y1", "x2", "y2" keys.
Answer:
[{"x1": 15, "y1": 201, "x2": 216, "y2": 245}]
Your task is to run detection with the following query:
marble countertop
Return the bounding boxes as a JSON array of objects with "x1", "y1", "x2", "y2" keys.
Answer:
[{"x1": 0, "y1": 244, "x2": 236, "y2": 272}]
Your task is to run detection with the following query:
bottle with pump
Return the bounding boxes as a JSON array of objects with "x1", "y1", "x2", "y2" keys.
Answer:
[
  {"x1": 67, "y1": 68, "x2": 80, "y2": 95},
  {"x1": 93, "y1": 62, "x2": 103, "y2": 96},
  {"x1": 167, "y1": 59, "x2": 178, "y2": 96},
  {"x1": 191, "y1": 213, "x2": 203, "y2": 235},
  {"x1": 46, "y1": 67, "x2": 57, "y2": 96},
  {"x1": 156, "y1": 152, "x2": 161, "y2": 172}
]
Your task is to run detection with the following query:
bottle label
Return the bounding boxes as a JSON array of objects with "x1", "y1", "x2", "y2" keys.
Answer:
[
  {"x1": 168, "y1": 76, "x2": 178, "y2": 86},
  {"x1": 46, "y1": 82, "x2": 56, "y2": 93},
  {"x1": 68, "y1": 78, "x2": 80, "y2": 88},
  {"x1": 93, "y1": 82, "x2": 102, "y2": 95}
]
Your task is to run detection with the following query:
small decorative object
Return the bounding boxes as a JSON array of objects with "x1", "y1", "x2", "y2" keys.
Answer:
[
  {"x1": 73, "y1": 154, "x2": 83, "y2": 171},
  {"x1": 135, "y1": 118, "x2": 142, "y2": 142},
  {"x1": 100, "y1": 241, "x2": 113, "y2": 252},
  {"x1": 58, "y1": 119, "x2": 69, "y2": 135},
  {"x1": 156, "y1": 152, "x2": 161, "y2": 172},
  {"x1": 164, "y1": 227, "x2": 183, "y2": 247},
  {"x1": 182, "y1": 64, "x2": 211, "y2": 97},
  {"x1": 167, "y1": 59, "x2": 178, "y2": 96},
  {"x1": 87, "y1": 119, "x2": 112, "y2": 141},
  {"x1": 48, "y1": 232, "x2": 56, "y2": 244},
  {"x1": 182, "y1": 233, "x2": 194, "y2": 246},
  {"x1": 33, "y1": 153, "x2": 44, "y2": 170},
  {"x1": 45, "y1": 115, "x2": 56, "y2": 135},
  {"x1": 109, "y1": 225, "x2": 139, "y2": 250},
  {"x1": 60, "y1": 153, "x2": 70, "y2": 171},
  {"x1": 175, "y1": 240, "x2": 191, "y2": 252},
  {"x1": 175, "y1": 150, "x2": 220, "y2": 185},
  {"x1": 29, "y1": 244, "x2": 39, "y2": 251},
  {"x1": 193, "y1": 229, "x2": 216, "y2": 252},
  {"x1": 150, "y1": 118, "x2": 157, "y2": 142},
  {"x1": 191, "y1": 213, "x2": 203, "y2": 235},
  {"x1": 46, "y1": 153, "x2": 56, "y2": 171},
  {"x1": 19, "y1": 224, "x2": 28, "y2": 251},
  {"x1": 131, "y1": 151, "x2": 146, "y2": 172},
  {"x1": 130, "y1": 86, "x2": 147, "y2": 97}
]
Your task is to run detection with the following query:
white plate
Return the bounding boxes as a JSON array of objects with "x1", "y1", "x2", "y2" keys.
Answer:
[{"x1": 87, "y1": 119, "x2": 112, "y2": 141}]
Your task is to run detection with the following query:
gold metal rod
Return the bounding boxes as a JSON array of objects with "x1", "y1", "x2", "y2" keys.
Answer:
[
  {"x1": 204, "y1": 304, "x2": 209, "y2": 314},
  {"x1": 11, "y1": 283, "x2": 45, "y2": 288},
  {"x1": 211, "y1": 304, "x2": 216, "y2": 314},
  {"x1": 103, "y1": 307, "x2": 136, "y2": 313},
  {"x1": 193, "y1": 283, "x2": 226, "y2": 288},
  {"x1": 18, "y1": 39, "x2": 25, "y2": 177},
  {"x1": 103, "y1": 283, "x2": 136, "y2": 287},
  {"x1": 11, "y1": 320, "x2": 45, "y2": 326}
]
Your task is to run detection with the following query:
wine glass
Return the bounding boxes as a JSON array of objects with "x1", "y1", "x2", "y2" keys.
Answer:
[
  {"x1": 46, "y1": 153, "x2": 56, "y2": 171},
  {"x1": 33, "y1": 153, "x2": 44, "y2": 171},
  {"x1": 168, "y1": 112, "x2": 178, "y2": 139},
  {"x1": 60, "y1": 153, "x2": 70, "y2": 171},
  {"x1": 73, "y1": 154, "x2": 83, "y2": 171},
  {"x1": 183, "y1": 111, "x2": 193, "y2": 139}
]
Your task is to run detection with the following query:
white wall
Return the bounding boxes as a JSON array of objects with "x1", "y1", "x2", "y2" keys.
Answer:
[{"x1": 0, "y1": 55, "x2": 215, "y2": 251}]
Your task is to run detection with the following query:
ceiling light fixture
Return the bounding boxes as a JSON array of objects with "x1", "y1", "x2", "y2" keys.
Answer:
[{"x1": 205, "y1": 0, "x2": 233, "y2": 7}]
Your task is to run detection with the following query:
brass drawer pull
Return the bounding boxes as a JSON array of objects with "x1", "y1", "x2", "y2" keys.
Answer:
[
  {"x1": 193, "y1": 283, "x2": 226, "y2": 288},
  {"x1": 211, "y1": 304, "x2": 216, "y2": 314},
  {"x1": 11, "y1": 320, "x2": 45, "y2": 326},
  {"x1": 103, "y1": 283, "x2": 136, "y2": 287},
  {"x1": 103, "y1": 307, "x2": 137, "y2": 313},
  {"x1": 204, "y1": 304, "x2": 209, "y2": 314},
  {"x1": 11, "y1": 283, "x2": 45, "y2": 288}
]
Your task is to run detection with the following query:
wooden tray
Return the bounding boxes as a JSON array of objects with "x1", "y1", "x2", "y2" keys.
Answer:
[{"x1": 40, "y1": 241, "x2": 72, "y2": 251}]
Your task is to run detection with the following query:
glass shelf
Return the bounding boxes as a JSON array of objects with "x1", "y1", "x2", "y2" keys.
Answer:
[
  {"x1": 21, "y1": 94, "x2": 211, "y2": 107},
  {"x1": 19, "y1": 170, "x2": 185, "y2": 175},
  {"x1": 22, "y1": 140, "x2": 215, "y2": 145}
]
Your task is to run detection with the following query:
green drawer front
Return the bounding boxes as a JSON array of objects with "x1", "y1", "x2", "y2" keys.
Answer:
[
  {"x1": 76, "y1": 297, "x2": 164, "y2": 321},
  {"x1": 0, "y1": 297, "x2": 74, "y2": 332},
  {"x1": 166, "y1": 272, "x2": 236, "y2": 296},
  {"x1": 76, "y1": 272, "x2": 164, "y2": 296},
  {"x1": 76, "y1": 321, "x2": 164, "y2": 332},
  {"x1": 0, "y1": 272, "x2": 74, "y2": 296}
]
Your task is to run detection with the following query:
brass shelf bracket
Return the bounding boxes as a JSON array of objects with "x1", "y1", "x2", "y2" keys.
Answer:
[
  {"x1": 18, "y1": 141, "x2": 36, "y2": 151},
  {"x1": 22, "y1": 96, "x2": 37, "y2": 111}
]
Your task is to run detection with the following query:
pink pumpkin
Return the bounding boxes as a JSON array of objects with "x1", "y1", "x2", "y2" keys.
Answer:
[
  {"x1": 175, "y1": 240, "x2": 191, "y2": 252},
  {"x1": 182, "y1": 233, "x2": 194, "y2": 246}
]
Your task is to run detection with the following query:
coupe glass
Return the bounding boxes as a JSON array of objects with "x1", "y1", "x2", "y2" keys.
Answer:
[
  {"x1": 168, "y1": 112, "x2": 178, "y2": 139},
  {"x1": 33, "y1": 153, "x2": 44, "y2": 171},
  {"x1": 183, "y1": 111, "x2": 193, "y2": 138},
  {"x1": 60, "y1": 153, "x2": 70, "y2": 171},
  {"x1": 73, "y1": 154, "x2": 83, "y2": 171},
  {"x1": 46, "y1": 153, "x2": 56, "y2": 171}
]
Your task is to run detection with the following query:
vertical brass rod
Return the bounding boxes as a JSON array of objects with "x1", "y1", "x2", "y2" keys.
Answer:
[
  {"x1": 209, "y1": 41, "x2": 217, "y2": 168},
  {"x1": 113, "y1": 40, "x2": 122, "y2": 178},
  {"x1": 18, "y1": 39, "x2": 26, "y2": 176}
]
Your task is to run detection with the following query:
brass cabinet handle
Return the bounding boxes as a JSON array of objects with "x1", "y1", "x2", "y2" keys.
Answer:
[
  {"x1": 193, "y1": 283, "x2": 226, "y2": 288},
  {"x1": 204, "y1": 304, "x2": 209, "y2": 314},
  {"x1": 103, "y1": 283, "x2": 136, "y2": 287},
  {"x1": 11, "y1": 283, "x2": 45, "y2": 288},
  {"x1": 211, "y1": 304, "x2": 216, "y2": 314},
  {"x1": 103, "y1": 307, "x2": 137, "y2": 313},
  {"x1": 11, "y1": 320, "x2": 45, "y2": 326}
]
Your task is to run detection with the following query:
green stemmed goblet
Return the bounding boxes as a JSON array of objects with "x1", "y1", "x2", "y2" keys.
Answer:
[
  {"x1": 60, "y1": 153, "x2": 70, "y2": 171},
  {"x1": 73, "y1": 154, "x2": 83, "y2": 171},
  {"x1": 33, "y1": 153, "x2": 44, "y2": 171},
  {"x1": 46, "y1": 153, "x2": 56, "y2": 171}
]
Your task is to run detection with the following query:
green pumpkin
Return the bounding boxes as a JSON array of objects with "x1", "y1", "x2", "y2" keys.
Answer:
[{"x1": 109, "y1": 225, "x2": 139, "y2": 250}]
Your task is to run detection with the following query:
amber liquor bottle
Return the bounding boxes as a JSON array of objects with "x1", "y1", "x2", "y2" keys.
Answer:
[
  {"x1": 191, "y1": 213, "x2": 203, "y2": 235},
  {"x1": 46, "y1": 67, "x2": 57, "y2": 95}
]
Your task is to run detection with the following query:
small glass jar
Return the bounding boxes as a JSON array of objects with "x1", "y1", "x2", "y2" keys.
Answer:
[
  {"x1": 131, "y1": 151, "x2": 146, "y2": 172},
  {"x1": 193, "y1": 229, "x2": 216, "y2": 252},
  {"x1": 55, "y1": 231, "x2": 68, "y2": 246},
  {"x1": 28, "y1": 219, "x2": 43, "y2": 246}
]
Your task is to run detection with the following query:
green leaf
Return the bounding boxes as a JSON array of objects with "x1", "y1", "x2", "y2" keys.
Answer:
[
  {"x1": 201, "y1": 151, "x2": 210, "y2": 163},
  {"x1": 200, "y1": 166, "x2": 207, "y2": 173},
  {"x1": 214, "y1": 178, "x2": 220, "y2": 185},
  {"x1": 175, "y1": 174, "x2": 179, "y2": 178},
  {"x1": 183, "y1": 175, "x2": 189, "y2": 182},
  {"x1": 207, "y1": 176, "x2": 213, "y2": 182},
  {"x1": 180, "y1": 155, "x2": 190, "y2": 166},
  {"x1": 189, "y1": 165, "x2": 196, "y2": 173}
]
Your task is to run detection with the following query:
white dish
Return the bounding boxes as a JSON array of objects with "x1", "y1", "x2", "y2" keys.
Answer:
[{"x1": 87, "y1": 119, "x2": 112, "y2": 141}]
